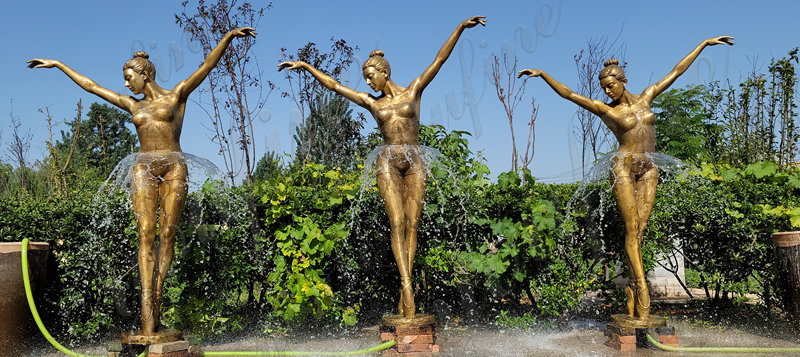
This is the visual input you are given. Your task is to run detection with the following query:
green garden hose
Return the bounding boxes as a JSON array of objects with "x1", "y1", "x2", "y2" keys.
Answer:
[
  {"x1": 21, "y1": 239, "x2": 148, "y2": 357},
  {"x1": 201, "y1": 340, "x2": 397, "y2": 356},
  {"x1": 21, "y1": 239, "x2": 395, "y2": 357},
  {"x1": 646, "y1": 332, "x2": 800, "y2": 353}
]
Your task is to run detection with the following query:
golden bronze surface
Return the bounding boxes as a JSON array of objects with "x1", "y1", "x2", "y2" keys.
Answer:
[
  {"x1": 380, "y1": 313, "x2": 436, "y2": 327},
  {"x1": 520, "y1": 36, "x2": 733, "y2": 321},
  {"x1": 29, "y1": 27, "x2": 256, "y2": 335},
  {"x1": 279, "y1": 16, "x2": 485, "y2": 319},
  {"x1": 121, "y1": 328, "x2": 182, "y2": 345},
  {"x1": 609, "y1": 314, "x2": 666, "y2": 329}
]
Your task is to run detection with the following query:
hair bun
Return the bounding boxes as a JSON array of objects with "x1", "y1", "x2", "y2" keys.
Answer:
[
  {"x1": 133, "y1": 51, "x2": 150, "y2": 60},
  {"x1": 603, "y1": 58, "x2": 619, "y2": 67},
  {"x1": 369, "y1": 50, "x2": 385, "y2": 58}
]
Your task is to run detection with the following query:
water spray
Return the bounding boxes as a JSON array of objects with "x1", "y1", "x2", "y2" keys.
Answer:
[
  {"x1": 21, "y1": 239, "x2": 395, "y2": 357},
  {"x1": 27, "y1": 238, "x2": 800, "y2": 355}
]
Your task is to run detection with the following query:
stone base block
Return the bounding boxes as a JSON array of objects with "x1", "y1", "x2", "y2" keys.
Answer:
[{"x1": 148, "y1": 340, "x2": 189, "y2": 357}]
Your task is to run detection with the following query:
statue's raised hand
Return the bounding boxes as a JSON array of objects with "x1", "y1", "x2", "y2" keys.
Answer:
[
  {"x1": 706, "y1": 36, "x2": 734, "y2": 46},
  {"x1": 462, "y1": 15, "x2": 486, "y2": 28},
  {"x1": 277, "y1": 61, "x2": 305, "y2": 72},
  {"x1": 518, "y1": 68, "x2": 543, "y2": 78},
  {"x1": 230, "y1": 27, "x2": 257, "y2": 38},
  {"x1": 27, "y1": 59, "x2": 59, "y2": 69}
]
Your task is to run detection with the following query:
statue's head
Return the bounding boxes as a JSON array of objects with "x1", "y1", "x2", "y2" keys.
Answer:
[
  {"x1": 599, "y1": 58, "x2": 627, "y2": 101},
  {"x1": 123, "y1": 51, "x2": 156, "y2": 95},
  {"x1": 362, "y1": 50, "x2": 391, "y2": 92}
]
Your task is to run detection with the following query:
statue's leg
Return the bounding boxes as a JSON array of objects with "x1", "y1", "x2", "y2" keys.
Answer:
[
  {"x1": 377, "y1": 161, "x2": 412, "y2": 317},
  {"x1": 152, "y1": 164, "x2": 188, "y2": 330},
  {"x1": 634, "y1": 167, "x2": 658, "y2": 243},
  {"x1": 631, "y1": 167, "x2": 658, "y2": 319},
  {"x1": 131, "y1": 165, "x2": 158, "y2": 334},
  {"x1": 400, "y1": 159, "x2": 426, "y2": 317},
  {"x1": 611, "y1": 167, "x2": 644, "y2": 319}
]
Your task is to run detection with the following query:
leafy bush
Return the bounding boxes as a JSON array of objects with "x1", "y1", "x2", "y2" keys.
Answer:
[
  {"x1": 0, "y1": 190, "x2": 139, "y2": 343},
  {"x1": 647, "y1": 162, "x2": 800, "y2": 305},
  {"x1": 4, "y1": 124, "x2": 800, "y2": 339},
  {"x1": 254, "y1": 163, "x2": 359, "y2": 324}
]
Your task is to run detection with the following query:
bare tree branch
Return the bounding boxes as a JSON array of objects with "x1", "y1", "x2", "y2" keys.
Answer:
[
  {"x1": 491, "y1": 53, "x2": 531, "y2": 173},
  {"x1": 573, "y1": 32, "x2": 626, "y2": 175},
  {"x1": 6, "y1": 100, "x2": 32, "y2": 169},
  {"x1": 176, "y1": 0, "x2": 273, "y2": 184}
]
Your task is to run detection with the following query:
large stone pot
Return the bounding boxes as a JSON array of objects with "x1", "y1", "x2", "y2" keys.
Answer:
[
  {"x1": 772, "y1": 231, "x2": 800, "y2": 336},
  {"x1": 0, "y1": 241, "x2": 49, "y2": 357}
]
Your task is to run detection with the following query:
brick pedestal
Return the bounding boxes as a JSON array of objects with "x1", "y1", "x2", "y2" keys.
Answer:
[
  {"x1": 380, "y1": 324, "x2": 439, "y2": 356},
  {"x1": 605, "y1": 320, "x2": 680, "y2": 352},
  {"x1": 655, "y1": 326, "x2": 680, "y2": 348},
  {"x1": 605, "y1": 324, "x2": 638, "y2": 352}
]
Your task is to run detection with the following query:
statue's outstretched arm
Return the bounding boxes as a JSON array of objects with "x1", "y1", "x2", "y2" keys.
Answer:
[
  {"x1": 520, "y1": 68, "x2": 609, "y2": 118},
  {"x1": 174, "y1": 27, "x2": 257, "y2": 101},
  {"x1": 278, "y1": 61, "x2": 372, "y2": 109},
  {"x1": 643, "y1": 36, "x2": 734, "y2": 101},
  {"x1": 410, "y1": 15, "x2": 486, "y2": 94},
  {"x1": 28, "y1": 59, "x2": 135, "y2": 112}
]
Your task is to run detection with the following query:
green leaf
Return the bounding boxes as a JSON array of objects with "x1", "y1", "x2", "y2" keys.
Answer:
[
  {"x1": 789, "y1": 207, "x2": 800, "y2": 228},
  {"x1": 725, "y1": 208, "x2": 744, "y2": 219},
  {"x1": 788, "y1": 174, "x2": 800, "y2": 189},
  {"x1": 745, "y1": 161, "x2": 778, "y2": 179},
  {"x1": 497, "y1": 171, "x2": 521, "y2": 190}
]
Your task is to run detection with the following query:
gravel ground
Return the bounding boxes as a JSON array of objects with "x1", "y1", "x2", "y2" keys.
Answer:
[{"x1": 27, "y1": 318, "x2": 800, "y2": 357}]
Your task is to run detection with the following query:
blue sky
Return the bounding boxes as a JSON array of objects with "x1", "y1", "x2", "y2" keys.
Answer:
[{"x1": 2, "y1": 1, "x2": 799, "y2": 183}]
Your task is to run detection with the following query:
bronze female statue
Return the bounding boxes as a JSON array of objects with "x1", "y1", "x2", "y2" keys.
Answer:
[
  {"x1": 519, "y1": 36, "x2": 733, "y2": 321},
  {"x1": 279, "y1": 16, "x2": 485, "y2": 320},
  {"x1": 28, "y1": 27, "x2": 255, "y2": 335}
]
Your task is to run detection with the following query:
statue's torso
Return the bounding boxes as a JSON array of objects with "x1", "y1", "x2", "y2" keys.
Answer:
[
  {"x1": 604, "y1": 97, "x2": 656, "y2": 154},
  {"x1": 131, "y1": 93, "x2": 185, "y2": 152},
  {"x1": 372, "y1": 90, "x2": 420, "y2": 146}
]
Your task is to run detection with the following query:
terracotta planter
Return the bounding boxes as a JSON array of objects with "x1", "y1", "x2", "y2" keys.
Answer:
[
  {"x1": 772, "y1": 231, "x2": 800, "y2": 336},
  {"x1": 0, "y1": 241, "x2": 49, "y2": 357}
]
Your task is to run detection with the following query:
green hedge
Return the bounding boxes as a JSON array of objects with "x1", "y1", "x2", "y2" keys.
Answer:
[{"x1": 3, "y1": 127, "x2": 800, "y2": 341}]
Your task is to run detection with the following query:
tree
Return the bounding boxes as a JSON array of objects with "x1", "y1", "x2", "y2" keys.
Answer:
[
  {"x1": 43, "y1": 101, "x2": 80, "y2": 195},
  {"x1": 708, "y1": 48, "x2": 799, "y2": 167},
  {"x1": 279, "y1": 39, "x2": 365, "y2": 169},
  {"x1": 175, "y1": 0, "x2": 273, "y2": 184},
  {"x1": 491, "y1": 53, "x2": 536, "y2": 173},
  {"x1": 5, "y1": 100, "x2": 33, "y2": 192},
  {"x1": 6, "y1": 103, "x2": 32, "y2": 170},
  {"x1": 292, "y1": 92, "x2": 364, "y2": 169},
  {"x1": 54, "y1": 102, "x2": 138, "y2": 178},
  {"x1": 252, "y1": 150, "x2": 282, "y2": 182},
  {"x1": 652, "y1": 85, "x2": 723, "y2": 162},
  {"x1": 572, "y1": 35, "x2": 626, "y2": 174},
  {"x1": 770, "y1": 48, "x2": 799, "y2": 166}
]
